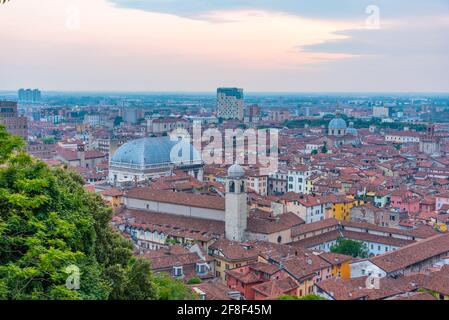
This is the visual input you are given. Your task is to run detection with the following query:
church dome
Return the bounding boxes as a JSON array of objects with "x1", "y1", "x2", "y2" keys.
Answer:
[
  {"x1": 228, "y1": 164, "x2": 245, "y2": 178},
  {"x1": 111, "y1": 136, "x2": 201, "y2": 166},
  {"x1": 329, "y1": 118, "x2": 347, "y2": 130},
  {"x1": 347, "y1": 127, "x2": 358, "y2": 136}
]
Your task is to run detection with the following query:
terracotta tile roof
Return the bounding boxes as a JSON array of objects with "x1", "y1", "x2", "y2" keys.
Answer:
[
  {"x1": 249, "y1": 262, "x2": 282, "y2": 275},
  {"x1": 209, "y1": 239, "x2": 259, "y2": 261},
  {"x1": 291, "y1": 230, "x2": 342, "y2": 248},
  {"x1": 281, "y1": 254, "x2": 331, "y2": 280},
  {"x1": 210, "y1": 240, "x2": 298, "y2": 263},
  {"x1": 291, "y1": 218, "x2": 339, "y2": 237},
  {"x1": 251, "y1": 277, "x2": 299, "y2": 299},
  {"x1": 126, "y1": 187, "x2": 225, "y2": 211},
  {"x1": 225, "y1": 268, "x2": 263, "y2": 284},
  {"x1": 247, "y1": 211, "x2": 304, "y2": 235},
  {"x1": 421, "y1": 265, "x2": 449, "y2": 295},
  {"x1": 189, "y1": 282, "x2": 232, "y2": 300},
  {"x1": 147, "y1": 252, "x2": 202, "y2": 270},
  {"x1": 316, "y1": 274, "x2": 425, "y2": 300},
  {"x1": 100, "y1": 188, "x2": 123, "y2": 197},
  {"x1": 370, "y1": 233, "x2": 449, "y2": 273},
  {"x1": 116, "y1": 208, "x2": 224, "y2": 240},
  {"x1": 341, "y1": 220, "x2": 439, "y2": 240},
  {"x1": 143, "y1": 245, "x2": 189, "y2": 259},
  {"x1": 318, "y1": 252, "x2": 353, "y2": 266},
  {"x1": 292, "y1": 229, "x2": 415, "y2": 249},
  {"x1": 56, "y1": 146, "x2": 106, "y2": 161},
  {"x1": 387, "y1": 292, "x2": 437, "y2": 300}
]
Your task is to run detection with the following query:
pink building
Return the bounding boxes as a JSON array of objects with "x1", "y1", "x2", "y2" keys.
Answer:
[
  {"x1": 436, "y1": 193, "x2": 449, "y2": 210},
  {"x1": 390, "y1": 190, "x2": 420, "y2": 215},
  {"x1": 226, "y1": 262, "x2": 288, "y2": 300}
]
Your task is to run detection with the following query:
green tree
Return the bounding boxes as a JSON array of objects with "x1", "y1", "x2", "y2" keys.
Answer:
[
  {"x1": 113, "y1": 116, "x2": 123, "y2": 127},
  {"x1": 311, "y1": 149, "x2": 318, "y2": 155},
  {"x1": 186, "y1": 277, "x2": 202, "y2": 285},
  {"x1": 0, "y1": 126, "x2": 190, "y2": 300},
  {"x1": 42, "y1": 137, "x2": 56, "y2": 145},
  {"x1": 330, "y1": 237, "x2": 369, "y2": 258},
  {"x1": 154, "y1": 273, "x2": 195, "y2": 300},
  {"x1": 321, "y1": 142, "x2": 328, "y2": 154},
  {"x1": 0, "y1": 125, "x2": 24, "y2": 164}
]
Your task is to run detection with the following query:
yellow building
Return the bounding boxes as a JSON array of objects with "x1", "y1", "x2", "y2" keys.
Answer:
[
  {"x1": 100, "y1": 188, "x2": 124, "y2": 208},
  {"x1": 318, "y1": 252, "x2": 352, "y2": 280},
  {"x1": 330, "y1": 259, "x2": 351, "y2": 280},
  {"x1": 332, "y1": 198, "x2": 364, "y2": 221},
  {"x1": 306, "y1": 175, "x2": 321, "y2": 195},
  {"x1": 209, "y1": 240, "x2": 258, "y2": 282}
]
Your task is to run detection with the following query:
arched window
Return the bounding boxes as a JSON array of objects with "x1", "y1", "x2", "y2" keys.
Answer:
[
  {"x1": 229, "y1": 181, "x2": 235, "y2": 193},
  {"x1": 240, "y1": 181, "x2": 245, "y2": 193}
]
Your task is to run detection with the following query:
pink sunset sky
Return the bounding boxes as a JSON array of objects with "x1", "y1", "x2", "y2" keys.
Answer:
[{"x1": 0, "y1": 0, "x2": 448, "y2": 92}]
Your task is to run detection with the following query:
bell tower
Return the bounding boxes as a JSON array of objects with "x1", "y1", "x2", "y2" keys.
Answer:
[
  {"x1": 77, "y1": 143, "x2": 86, "y2": 168},
  {"x1": 225, "y1": 164, "x2": 248, "y2": 242}
]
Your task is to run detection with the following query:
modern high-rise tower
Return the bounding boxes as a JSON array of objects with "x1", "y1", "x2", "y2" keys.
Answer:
[
  {"x1": 217, "y1": 88, "x2": 244, "y2": 121},
  {"x1": 18, "y1": 89, "x2": 41, "y2": 103}
]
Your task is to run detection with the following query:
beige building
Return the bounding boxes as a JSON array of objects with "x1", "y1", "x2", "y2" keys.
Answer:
[
  {"x1": 373, "y1": 106, "x2": 391, "y2": 118},
  {"x1": 0, "y1": 101, "x2": 28, "y2": 139}
]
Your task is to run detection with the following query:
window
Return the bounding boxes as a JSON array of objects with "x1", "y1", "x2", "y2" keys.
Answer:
[
  {"x1": 196, "y1": 263, "x2": 208, "y2": 275},
  {"x1": 173, "y1": 266, "x2": 183, "y2": 277}
]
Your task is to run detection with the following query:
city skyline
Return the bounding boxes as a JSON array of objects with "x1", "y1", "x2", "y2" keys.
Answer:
[{"x1": 1, "y1": 0, "x2": 448, "y2": 92}]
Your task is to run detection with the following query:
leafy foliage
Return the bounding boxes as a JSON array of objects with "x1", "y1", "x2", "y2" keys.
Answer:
[
  {"x1": 154, "y1": 273, "x2": 195, "y2": 300},
  {"x1": 0, "y1": 126, "x2": 190, "y2": 300},
  {"x1": 186, "y1": 277, "x2": 202, "y2": 285},
  {"x1": 321, "y1": 142, "x2": 328, "y2": 154},
  {"x1": 113, "y1": 116, "x2": 123, "y2": 127},
  {"x1": 330, "y1": 237, "x2": 369, "y2": 258}
]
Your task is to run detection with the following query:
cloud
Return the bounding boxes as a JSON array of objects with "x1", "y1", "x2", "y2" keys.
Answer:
[
  {"x1": 1, "y1": 0, "x2": 448, "y2": 91},
  {"x1": 302, "y1": 16, "x2": 449, "y2": 58},
  {"x1": 108, "y1": 0, "x2": 449, "y2": 20}
]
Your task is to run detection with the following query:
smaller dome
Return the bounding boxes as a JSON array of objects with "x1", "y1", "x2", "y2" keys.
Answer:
[
  {"x1": 347, "y1": 127, "x2": 358, "y2": 136},
  {"x1": 329, "y1": 118, "x2": 347, "y2": 130},
  {"x1": 228, "y1": 164, "x2": 245, "y2": 178}
]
